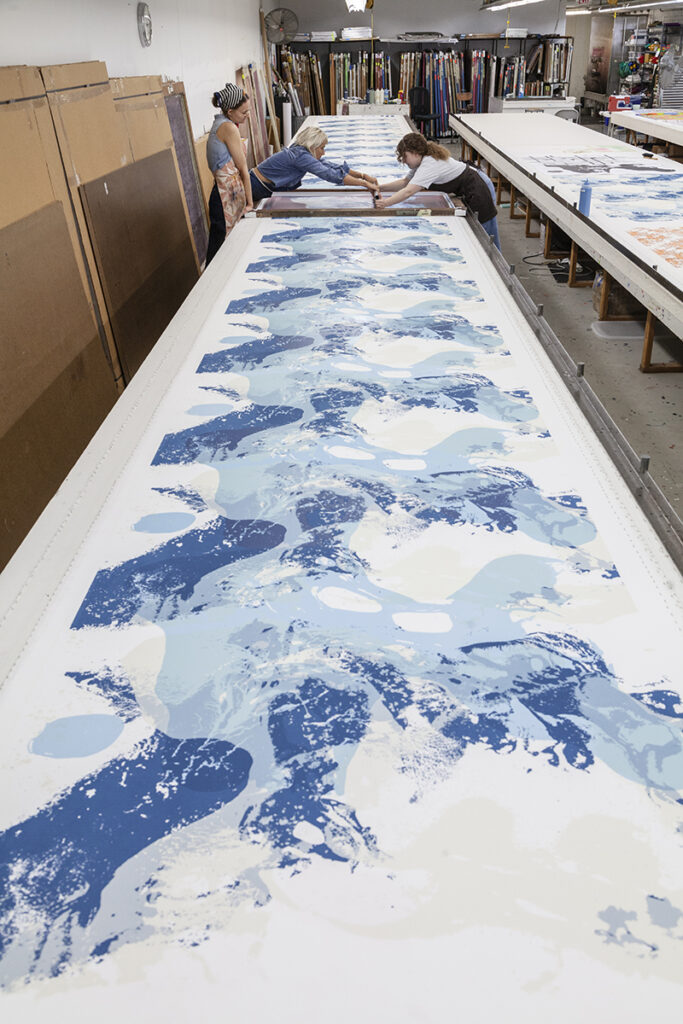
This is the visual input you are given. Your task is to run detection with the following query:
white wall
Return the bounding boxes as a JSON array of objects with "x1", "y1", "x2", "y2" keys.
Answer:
[
  {"x1": 270, "y1": 0, "x2": 567, "y2": 40},
  {"x1": 0, "y1": 0, "x2": 263, "y2": 138}
]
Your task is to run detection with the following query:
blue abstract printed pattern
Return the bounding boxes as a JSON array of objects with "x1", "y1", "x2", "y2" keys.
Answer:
[
  {"x1": 1, "y1": 217, "x2": 682, "y2": 995},
  {"x1": 513, "y1": 144, "x2": 683, "y2": 285},
  {"x1": 298, "y1": 115, "x2": 408, "y2": 187}
]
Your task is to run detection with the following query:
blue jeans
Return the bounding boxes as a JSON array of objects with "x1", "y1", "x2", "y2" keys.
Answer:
[
  {"x1": 476, "y1": 168, "x2": 501, "y2": 251},
  {"x1": 250, "y1": 169, "x2": 274, "y2": 203},
  {"x1": 481, "y1": 216, "x2": 501, "y2": 250}
]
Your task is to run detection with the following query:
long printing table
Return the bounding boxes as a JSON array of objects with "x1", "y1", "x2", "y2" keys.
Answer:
[
  {"x1": 609, "y1": 107, "x2": 683, "y2": 150},
  {"x1": 1, "y1": 118, "x2": 683, "y2": 1020},
  {"x1": 450, "y1": 112, "x2": 683, "y2": 362}
]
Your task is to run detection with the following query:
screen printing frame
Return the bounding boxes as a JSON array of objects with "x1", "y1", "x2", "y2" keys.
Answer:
[
  {"x1": 252, "y1": 189, "x2": 460, "y2": 218},
  {"x1": 450, "y1": 112, "x2": 683, "y2": 339}
]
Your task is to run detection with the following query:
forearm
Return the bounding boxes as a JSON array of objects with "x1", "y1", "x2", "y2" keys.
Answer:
[
  {"x1": 378, "y1": 184, "x2": 421, "y2": 207},
  {"x1": 224, "y1": 128, "x2": 253, "y2": 206},
  {"x1": 239, "y1": 164, "x2": 254, "y2": 205},
  {"x1": 378, "y1": 176, "x2": 409, "y2": 192},
  {"x1": 343, "y1": 173, "x2": 376, "y2": 190},
  {"x1": 349, "y1": 168, "x2": 378, "y2": 184}
]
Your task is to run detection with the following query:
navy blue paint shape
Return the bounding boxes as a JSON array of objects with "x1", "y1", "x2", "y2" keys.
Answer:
[
  {"x1": 268, "y1": 678, "x2": 369, "y2": 763},
  {"x1": 246, "y1": 253, "x2": 326, "y2": 273},
  {"x1": 72, "y1": 517, "x2": 285, "y2": 629},
  {"x1": 198, "y1": 334, "x2": 314, "y2": 373},
  {"x1": 67, "y1": 669, "x2": 140, "y2": 722},
  {"x1": 242, "y1": 679, "x2": 372, "y2": 863},
  {"x1": 281, "y1": 526, "x2": 356, "y2": 575},
  {"x1": 631, "y1": 690, "x2": 683, "y2": 719},
  {"x1": 152, "y1": 404, "x2": 303, "y2": 464},
  {"x1": 295, "y1": 490, "x2": 366, "y2": 531},
  {"x1": 226, "y1": 286, "x2": 320, "y2": 315},
  {"x1": 152, "y1": 485, "x2": 208, "y2": 512},
  {"x1": 0, "y1": 732, "x2": 252, "y2": 978}
]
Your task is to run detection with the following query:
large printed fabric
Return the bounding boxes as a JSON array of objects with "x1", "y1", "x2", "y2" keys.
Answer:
[
  {"x1": 1, "y1": 217, "x2": 682, "y2": 1018},
  {"x1": 299, "y1": 115, "x2": 408, "y2": 187}
]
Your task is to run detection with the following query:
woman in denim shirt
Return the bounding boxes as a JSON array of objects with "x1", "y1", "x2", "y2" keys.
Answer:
[{"x1": 249, "y1": 125, "x2": 378, "y2": 200}]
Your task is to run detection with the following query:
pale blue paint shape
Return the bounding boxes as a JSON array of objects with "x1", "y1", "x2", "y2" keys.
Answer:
[
  {"x1": 30, "y1": 715, "x2": 125, "y2": 758},
  {"x1": 133, "y1": 512, "x2": 196, "y2": 533}
]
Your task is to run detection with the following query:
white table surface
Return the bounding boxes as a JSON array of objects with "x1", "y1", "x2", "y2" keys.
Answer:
[
  {"x1": 336, "y1": 102, "x2": 410, "y2": 116},
  {"x1": 609, "y1": 108, "x2": 683, "y2": 148},
  {"x1": 496, "y1": 95, "x2": 577, "y2": 114},
  {"x1": 450, "y1": 112, "x2": 683, "y2": 336}
]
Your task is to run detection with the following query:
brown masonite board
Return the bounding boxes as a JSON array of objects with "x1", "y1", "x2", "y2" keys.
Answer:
[
  {"x1": 163, "y1": 81, "x2": 209, "y2": 264},
  {"x1": 41, "y1": 61, "x2": 132, "y2": 387},
  {"x1": 0, "y1": 202, "x2": 118, "y2": 568},
  {"x1": 110, "y1": 75, "x2": 200, "y2": 272},
  {"x1": 163, "y1": 82, "x2": 209, "y2": 265},
  {"x1": 79, "y1": 149, "x2": 199, "y2": 381}
]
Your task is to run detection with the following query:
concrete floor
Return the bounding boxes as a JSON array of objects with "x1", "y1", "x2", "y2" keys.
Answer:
[{"x1": 447, "y1": 136, "x2": 683, "y2": 521}]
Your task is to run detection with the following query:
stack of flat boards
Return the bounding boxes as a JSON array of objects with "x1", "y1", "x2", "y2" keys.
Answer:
[{"x1": 237, "y1": 64, "x2": 270, "y2": 164}]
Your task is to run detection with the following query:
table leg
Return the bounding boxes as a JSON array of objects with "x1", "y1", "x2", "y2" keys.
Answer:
[
  {"x1": 568, "y1": 241, "x2": 592, "y2": 288},
  {"x1": 598, "y1": 271, "x2": 611, "y2": 320},
  {"x1": 525, "y1": 200, "x2": 540, "y2": 238},
  {"x1": 640, "y1": 310, "x2": 683, "y2": 372}
]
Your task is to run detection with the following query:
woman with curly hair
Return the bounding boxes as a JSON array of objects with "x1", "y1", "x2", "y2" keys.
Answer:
[{"x1": 377, "y1": 133, "x2": 500, "y2": 249}]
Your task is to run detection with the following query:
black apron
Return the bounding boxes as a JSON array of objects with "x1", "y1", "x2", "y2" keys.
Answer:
[{"x1": 428, "y1": 165, "x2": 497, "y2": 223}]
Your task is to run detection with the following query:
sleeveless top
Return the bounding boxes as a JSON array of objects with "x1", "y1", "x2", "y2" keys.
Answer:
[{"x1": 206, "y1": 113, "x2": 234, "y2": 173}]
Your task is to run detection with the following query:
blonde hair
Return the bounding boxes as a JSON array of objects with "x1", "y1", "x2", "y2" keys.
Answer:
[{"x1": 291, "y1": 125, "x2": 329, "y2": 154}]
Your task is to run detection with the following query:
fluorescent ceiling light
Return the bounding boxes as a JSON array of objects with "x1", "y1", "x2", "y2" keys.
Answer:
[
  {"x1": 345, "y1": 0, "x2": 367, "y2": 10},
  {"x1": 597, "y1": 0, "x2": 683, "y2": 9},
  {"x1": 574, "y1": 0, "x2": 683, "y2": 10},
  {"x1": 484, "y1": 0, "x2": 544, "y2": 10}
]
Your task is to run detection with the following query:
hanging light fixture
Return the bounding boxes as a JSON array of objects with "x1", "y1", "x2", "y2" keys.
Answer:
[
  {"x1": 345, "y1": 0, "x2": 367, "y2": 11},
  {"x1": 567, "y1": 0, "x2": 683, "y2": 10},
  {"x1": 482, "y1": 0, "x2": 545, "y2": 11}
]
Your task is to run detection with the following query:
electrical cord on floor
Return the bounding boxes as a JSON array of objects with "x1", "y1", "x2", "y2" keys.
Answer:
[{"x1": 518, "y1": 251, "x2": 594, "y2": 278}]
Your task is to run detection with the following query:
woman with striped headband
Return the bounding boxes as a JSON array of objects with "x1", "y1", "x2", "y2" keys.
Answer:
[{"x1": 205, "y1": 83, "x2": 253, "y2": 266}]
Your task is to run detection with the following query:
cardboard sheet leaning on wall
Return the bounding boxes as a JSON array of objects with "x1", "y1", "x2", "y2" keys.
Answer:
[
  {"x1": 0, "y1": 61, "x2": 202, "y2": 568},
  {"x1": 0, "y1": 64, "x2": 119, "y2": 569}
]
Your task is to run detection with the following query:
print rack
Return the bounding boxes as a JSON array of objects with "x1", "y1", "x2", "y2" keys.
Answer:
[{"x1": 252, "y1": 189, "x2": 461, "y2": 217}]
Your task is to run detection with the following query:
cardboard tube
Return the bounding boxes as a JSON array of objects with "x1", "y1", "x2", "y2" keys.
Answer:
[{"x1": 282, "y1": 101, "x2": 292, "y2": 146}]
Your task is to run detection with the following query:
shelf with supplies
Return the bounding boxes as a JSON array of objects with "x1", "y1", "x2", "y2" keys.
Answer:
[{"x1": 277, "y1": 33, "x2": 573, "y2": 133}]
